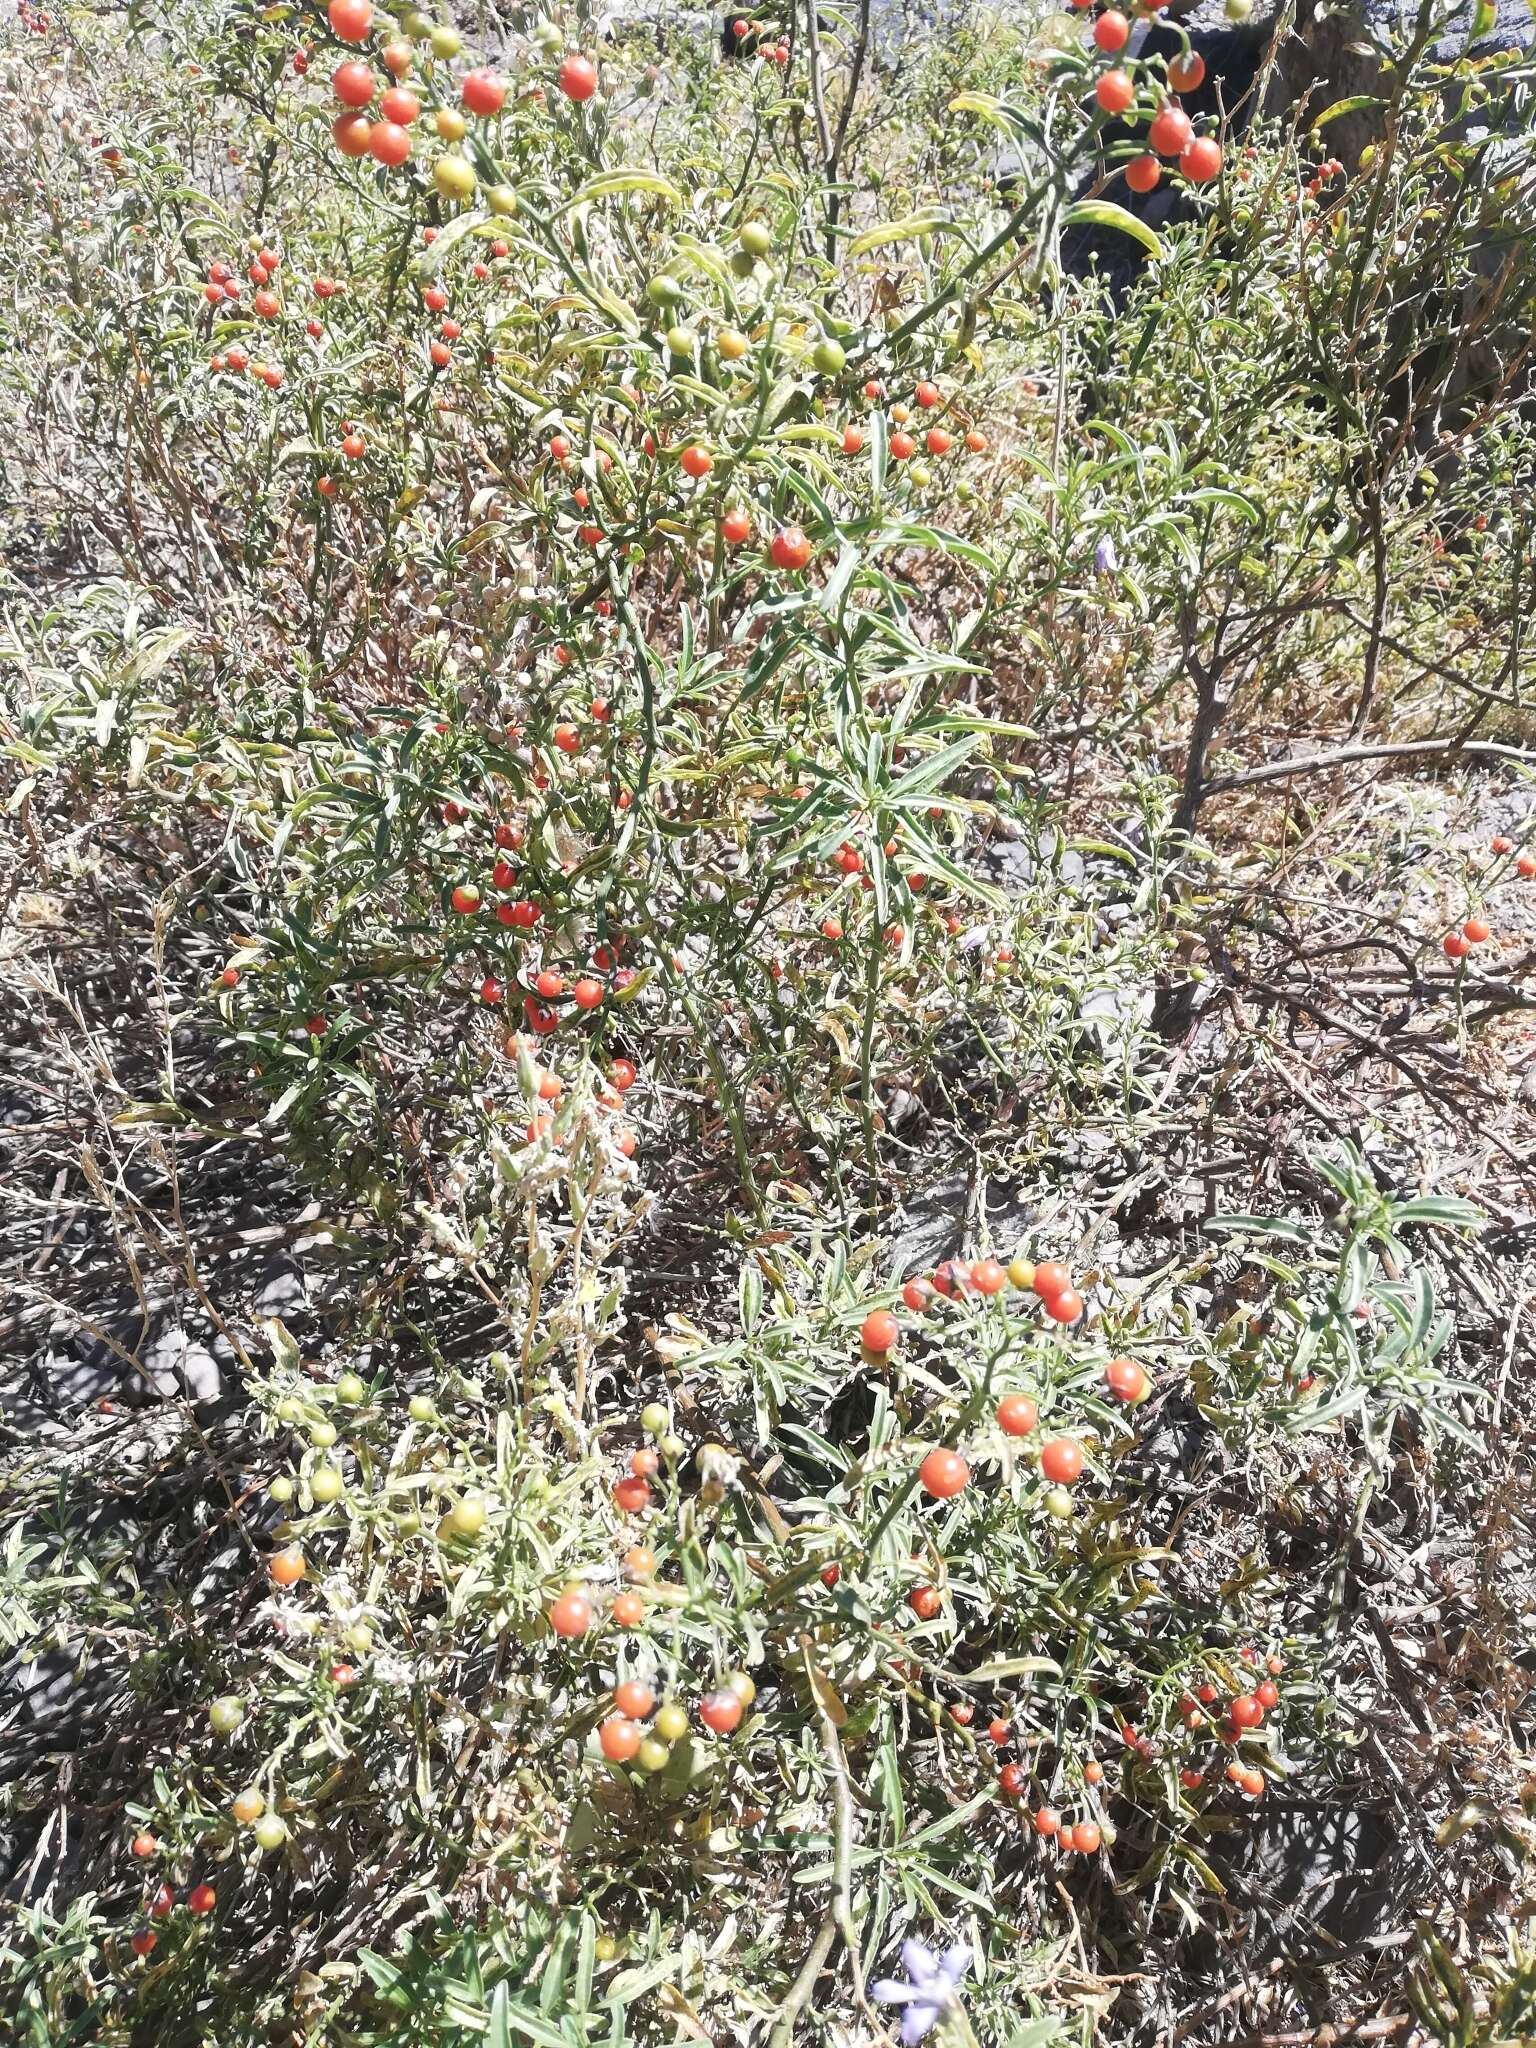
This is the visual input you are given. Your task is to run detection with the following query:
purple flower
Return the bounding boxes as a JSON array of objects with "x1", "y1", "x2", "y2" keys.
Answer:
[
  {"x1": 1094, "y1": 534, "x2": 1119, "y2": 576},
  {"x1": 871, "y1": 1939, "x2": 971, "y2": 2044}
]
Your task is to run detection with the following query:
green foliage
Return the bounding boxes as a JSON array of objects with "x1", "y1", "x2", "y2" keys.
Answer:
[{"x1": 1, "y1": 0, "x2": 1533, "y2": 2042}]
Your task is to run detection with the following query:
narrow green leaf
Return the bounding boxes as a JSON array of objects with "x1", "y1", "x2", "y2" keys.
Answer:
[
  {"x1": 569, "y1": 168, "x2": 684, "y2": 207},
  {"x1": 1062, "y1": 199, "x2": 1165, "y2": 261},
  {"x1": 849, "y1": 212, "x2": 952, "y2": 255},
  {"x1": 1312, "y1": 94, "x2": 1383, "y2": 130}
]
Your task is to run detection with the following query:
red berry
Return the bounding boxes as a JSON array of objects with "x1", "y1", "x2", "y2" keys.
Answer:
[
  {"x1": 599, "y1": 1715, "x2": 642, "y2": 1761},
  {"x1": 332, "y1": 111, "x2": 372, "y2": 157},
  {"x1": 368, "y1": 120, "x2": 411, "y2": 166},
  {"x1": 1095, "y1": 68, "x2": 1134, "y2": 115},
  {"x1": 1180, "y1": 135, "x2": 1222, "y2": 183},
  {"x1": 919, "y1": 1448, "x2": 969, "y2": 1499},
  {"x1": 557, "y1": 53, "x2": 599, "y2": 100},
  {"x1": 1031, "y1": 1261, "x2": 1071, "y2": 1302},
  {"x1": 770, "y1": 525, "x2": 814, "y2": 571},
  {"x1": 328, "y1": 0, "x2": 373, "y2": 41},
  {"x1": 461, "y1": 69, "x2": 507, "y2": 115},
  {"x1": 332, "y1": 59, "x2": 376, "y2": 107},
  {"x1": 1149, "y1": 103, "x2": 1194, "y2": 157},
  {"x1": 549, "y1": 1588, "x2": 593, "y2": 1637},
  {"x1": 1104, "y1": 1356, "x2": 1150, "y2": 1404},
  {"x1": 1125, "y1": 153, "x2": 1161, "y2": 194},
  {"x1": 614, "y1": 1680, "x2": 655, "y2": 1719},
  {"x1": 1039, "y1": 1437, "x2": 1084, "y2": 1485},
  {"x1": 699, "y1": 1688, "x2": 743, "y2": 1734},
  {"x1": 1168, "y1": 50, "x2": 1206, "y2": 90},
  {"x1": 860, "y1": 1309, "x2": 899, "y2": 1353},
  {"x1": 997, "y1": 1393, "x2": 1039, "y2": 1437}
]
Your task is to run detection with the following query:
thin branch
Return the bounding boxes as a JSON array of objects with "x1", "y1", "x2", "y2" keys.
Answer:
[{"x1": 1202, "y1": 735, "x2": 1536, "y2": 797}]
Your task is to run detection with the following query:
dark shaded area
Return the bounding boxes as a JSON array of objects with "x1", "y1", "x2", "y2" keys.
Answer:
[
  {"x1": 1058, "y1": 0, "x2": 1536, "y2": 296},
  {"x1": 1059, "y1": 11, "x2": 1273, "y2": 295}
]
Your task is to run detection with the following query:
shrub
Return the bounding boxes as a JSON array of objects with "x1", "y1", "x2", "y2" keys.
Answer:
[{"x1": 2, "y1": 0, "x2": 1533, "y2": 2043}]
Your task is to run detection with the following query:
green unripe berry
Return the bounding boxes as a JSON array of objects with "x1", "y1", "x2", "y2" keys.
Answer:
[
  {"x1": 433, "y1": 156, "x2": 478, "y2": 203},
  {"x1": 446, "y1": 1491, "x2": 486, "y2": 1537}
]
